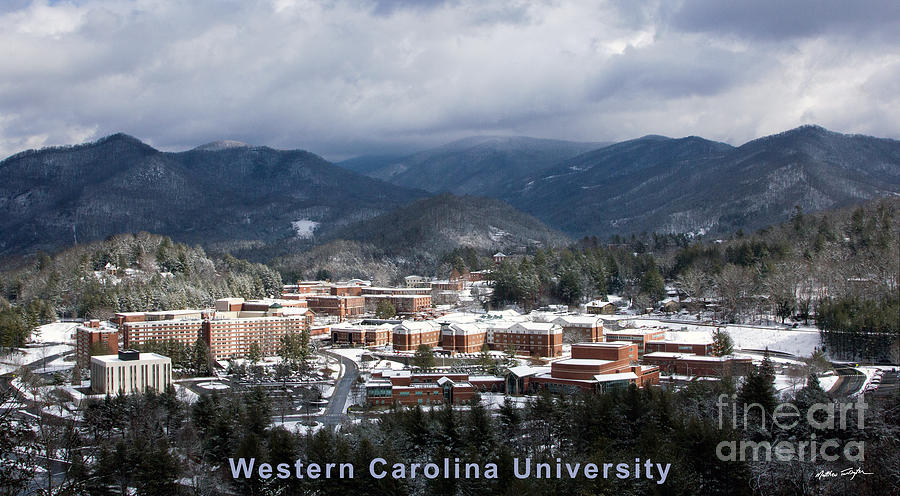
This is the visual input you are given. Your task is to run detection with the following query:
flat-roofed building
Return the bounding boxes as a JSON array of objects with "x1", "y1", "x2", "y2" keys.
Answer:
[
  {"x1": 570, "y1": 341, "x2": 638, "y2": 362},
  {"x1": 642, "y1": 352, "x2": 752, "y2": 376},
  {"x1": 90, "y1": 351, "x2": 172, "y2": 395},
  {"x1": 306, "y1": 295, "x2": 365, "y2": 320},
  {"x1": 365, "y1": 371, "x2": 491, "y2": 406},
  {"x1": 204, "y1": 313, "x2": 313, "y2": 360},
  {"x1": 644, "y1": 340, "x2": 713, "y2": 356},
  {"x1": 331, "y1": 323, "x2": 392, "y2": 347},
  {"x1": 122, "y1": 319, "x2": 204, "y2": 349},
  {"x1": 603, "y1": 328, "x2": 667, "y2": 355},
  {"x1": 76, "y1": 320, "x2": 119, "y2": 369}
]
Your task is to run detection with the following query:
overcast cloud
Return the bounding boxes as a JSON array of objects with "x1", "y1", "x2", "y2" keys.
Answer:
[{"x1": 1, "y1": 0, "x2": 898, "y2": 160}]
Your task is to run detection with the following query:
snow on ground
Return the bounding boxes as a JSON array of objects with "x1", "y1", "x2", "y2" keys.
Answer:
[
  {"x1": 329, "y1": 348, "x2": 367, "y2": 362},
  {"x1": 196, "y1": 381, "x2": 229, "y2": 390},
  {"x1": 854, "y1": 366, "x2": 888, "y2": 397},
  {"x1": 634, "y1": 318, "x2": 821, "y2": 357},
  {"x1": 320, "y1": 385, "x2": 335, "y2": 399},
  {"x1": 291, "y1": 219, "x2": 319, "y2": 238},
  {"x1": 276, "y1": 420, "x2": 324, "y2": 435},
  {"x1": 774, "y1": 374, "x2": 807, "y2": 396},
  {"x1": 481, "y1": 393, "x2": 529, "y2": 410},
  {"x1": 369, "y1": 359, "x2": 406, "y2": 370},
  {"x1": 31, "y1": 322, "x2": 78, "y2": 344},
  {"x1": 176, "y1": 384, "x2": 200, "y2": 403},
  {"x1": 818, "y1": 374, "x2": 839, "y2": 393},
  {"x1": 0, "y1": 344, "x2": 74, "y2": 374}
]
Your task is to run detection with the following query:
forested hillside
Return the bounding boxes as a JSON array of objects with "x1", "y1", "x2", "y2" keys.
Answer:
[{"x1": 0, "y1": 232, "x2": 281, "y2": 348}]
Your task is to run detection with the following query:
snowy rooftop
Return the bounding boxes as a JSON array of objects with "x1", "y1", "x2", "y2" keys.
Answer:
[
  {"x1": 554, "y1": 358, "x2": 614, "y2": 367},
  {"x1": 91, "y1": 352, "x2": 170, "y2": 364},
  {"x1": 508, "y1": 365, "x2": 551, "y2": 377},
  {"x1": 593, "y1": 372, "x2": 639, "y2": 382}
]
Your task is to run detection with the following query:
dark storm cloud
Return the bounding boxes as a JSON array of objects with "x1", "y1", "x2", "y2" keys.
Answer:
[
  {"x1": 0, "y1": 0, "x2": 897, "y2": 161},
  {"x1": 667, "y1": 0, "x2": 900, "y2": 40}
]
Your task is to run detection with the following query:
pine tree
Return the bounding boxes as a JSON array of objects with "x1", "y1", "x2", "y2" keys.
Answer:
[{"x1": 711, "y1": 328, "x2": 734, "y2": 356}]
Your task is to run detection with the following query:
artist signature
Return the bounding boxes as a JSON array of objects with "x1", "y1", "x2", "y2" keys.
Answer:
[{"x1": 815, "y1": 467, "x2": 873, "y2": 481}]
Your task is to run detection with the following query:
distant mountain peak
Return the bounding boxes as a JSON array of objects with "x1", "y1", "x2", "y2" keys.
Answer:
[{"x1": 193, "y1": 140, "x2": 251, "y2": 151}]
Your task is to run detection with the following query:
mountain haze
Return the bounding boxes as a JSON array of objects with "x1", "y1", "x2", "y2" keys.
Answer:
[
  {"x1": 507, "y1": 126, "x2": 900, "y2": 237},
  {"x1": 340, "y1": 136, "x2": 607, "y2": 197}
]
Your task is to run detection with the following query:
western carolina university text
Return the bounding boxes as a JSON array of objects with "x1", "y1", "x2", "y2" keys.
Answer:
[{"x1": 229, "y1": 457, "x2": 672, "y2": 484}]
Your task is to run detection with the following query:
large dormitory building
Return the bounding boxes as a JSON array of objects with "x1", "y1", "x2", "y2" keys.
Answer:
[{"x1": 115, "y1": 298, "x2": 314, "y2": 360}]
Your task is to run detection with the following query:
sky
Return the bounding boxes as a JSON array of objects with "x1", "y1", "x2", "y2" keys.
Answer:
[{"x1": 1, "y1": 0, "x2": 899, "y2": 161}]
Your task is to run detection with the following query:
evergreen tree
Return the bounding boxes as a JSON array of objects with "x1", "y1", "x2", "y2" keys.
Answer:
[
  {"x1": 711, "y1": 328, "x2": 735, "y2": 356},
  {"x1": 412, "y1": 344, "x2": 435, "y2": 371}
]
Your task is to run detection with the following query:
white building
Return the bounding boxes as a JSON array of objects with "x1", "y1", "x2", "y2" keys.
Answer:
[{"x1": 90, "y1": 351, "x2": 172, "y2": 395}]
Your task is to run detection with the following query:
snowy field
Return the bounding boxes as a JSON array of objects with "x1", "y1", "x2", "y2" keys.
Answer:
[
  {"x1": 31, "y1": 322, "x2": 78, "y2": 344},
  {"x1": 0, "y1": 344, "x2": 74, "y2": 375},
  {"x1": 632, "y1": 318, "x2": 821, "y2": 357},
  {"x1": 329, "y1": 348, "x2": 367, "y2": 362}
]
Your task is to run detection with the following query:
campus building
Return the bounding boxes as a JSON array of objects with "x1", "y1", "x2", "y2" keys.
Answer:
[
  {"x1": 365, "y1": 370, "x2": 503, "y2": 406},
  {"x1": 75, "y1": 320, "x2": 119, "y2": 368},
  {"x1": 506, "y1": 341, "x2": 659, "y2": 394},
  {"x1": 491, "y1": 322, "x2": 563, "y2": 357},
  {"x1": 306, "y1": 295, "x2": 365, "y2": 320},
  {"x1": 644, "y1": 340, "x2": 713, "y2": 356},
  {"x1": 331, "y1": 323, "x2": 392, "y2": 347},
  {"x1": 392, "y1": 321, "x2": 441, "y2": 352},
  {"x1": 553, "y1": 315, "x2": 604, "y2": 343},
  {"x1": 118, "y1": 299, "x2": 314, "y2": 360},
  {"x1": 642, "y1": 352, "x2": 752, "y2": 377},
  {"x1": 90, "y1": 351, "x2": 172, "y2": 395},
  {"x1": 440, "y1": 323, "x2": 486, "y2": 354},
  {"x1": 603, "y1": 328, "x2": 667, "y2": 355}
]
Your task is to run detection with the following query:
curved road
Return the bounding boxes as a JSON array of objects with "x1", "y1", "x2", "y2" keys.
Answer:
[
  {"x1": 830, "y1": 366, "x2": 866, "y2": 397},
  {"x1": 318, "y1": 351, "x2": 359, "y2": 426}
]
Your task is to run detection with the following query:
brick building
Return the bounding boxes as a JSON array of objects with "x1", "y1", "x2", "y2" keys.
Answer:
[
  {"x1": 491, "y1": 322, "x2": 563, "y2": 357},
  {"x1": 121, "y1": 318, "x2": 205, "y2": 349},
  {"x1": 306, "y1": 295, "x2": 365, "y2": 320},
  {"x1": 507, "y1": 341, "x2": 659, "y2": 394},
  {"x1": 642, "y1": 352, "x2": 752, "y2": 377},
  {"x1": 365, "y1": 370, "x2": 500, "y2": 406},
  {"x1": 75, "y1": 320, "x2": 119, "y2": 369},
  {"x1": 603, "y1": 328, "x2": 667, "y2": 355},
  {"x1": 331, "y1": 323, "x2": 392, "y2": 347},
  {"x1": 392, "y1": 321, "x2": 441, "y2": 352},
  {"x1": 440, "y1": 323, "x2": 486, "y2": 354},
  {"x1": 644, "y1": 340, "x2": 713, "y2": 356},
  {"x1": 119, "y1": 299, "x2": 314, "y2": 360},
  {"x1": 553, "y1": 315, "x2": 604, "y2": 343},
  {"x1": 204, "y1": 314, "x2": 313, "y2": 360}
]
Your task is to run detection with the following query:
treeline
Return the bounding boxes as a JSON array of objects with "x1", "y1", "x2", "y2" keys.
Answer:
[
  {"x1": 0, "y1": 232, "x2": 281, "y2": 347},
  {"x1": 665, "y1": 200, "x2": 898, "y2": 360},
  {"x1": 487, "y1": 246, "x2": 666, "y2": 310},
  {"x1": 5, "y1": 360, "x2": 898, "y2": 496}
]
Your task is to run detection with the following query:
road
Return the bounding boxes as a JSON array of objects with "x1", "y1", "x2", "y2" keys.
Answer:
[
  {"x1": 830, "y1": 366, "x2": 867, "y2": 397},
  {"x1": 319, "y1": 351, "x2": 359, "y2": 426}
]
